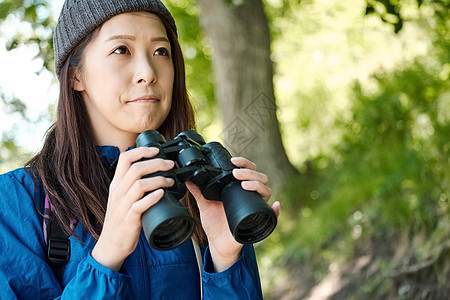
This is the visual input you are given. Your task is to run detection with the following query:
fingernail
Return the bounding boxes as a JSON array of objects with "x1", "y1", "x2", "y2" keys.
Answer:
[
  {"x1": 233, "y1": 168, "x2": 243, "y2": 175},
  {"x1": 154, "y1": 189, "x2": 164, "y2": 196},
  {"x1": 148, "y1": 147, "x2": 160, "y2": 153}
]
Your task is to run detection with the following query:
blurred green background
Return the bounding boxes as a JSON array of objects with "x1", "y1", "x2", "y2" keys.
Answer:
[{"x1": 0, "y1": 0, "x2": 449, "y2": 299}]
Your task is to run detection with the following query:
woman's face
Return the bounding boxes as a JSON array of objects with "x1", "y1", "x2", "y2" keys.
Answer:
[{"x1": 73, "y1": 12, "x2": 174, "y2": 149}]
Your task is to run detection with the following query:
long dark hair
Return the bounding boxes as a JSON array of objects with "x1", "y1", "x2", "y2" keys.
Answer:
[{"x1": 27, "y1": 14, "x2": 207, "y2": 246}]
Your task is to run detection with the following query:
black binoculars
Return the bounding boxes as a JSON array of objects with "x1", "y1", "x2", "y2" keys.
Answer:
[{"x1": 135, "y1": 129, "x2": 277, "y2": 251}]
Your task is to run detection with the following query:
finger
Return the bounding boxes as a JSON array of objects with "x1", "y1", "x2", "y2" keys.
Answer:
[
  {"x1": 114, "y1": 147, "x2": 160, "y2": 181},
  {"x1": 185, "y1": 181, "x2": 215, "y2": 212},
  {"x1": 127, "y1": 176, "x2": 174, "y2": 201},
  {"x1": 241, "y1": 181, "x2": 272, "y2": 202},
  {"x1": 272, "y1": 201, "x2": 280, "y2": 218},
  {"x1": 130, "y1": 189, "x2": 164, "y2": 216},
  {"x1": 185, "y1": 182, "x2": 207, "y2": 206},
  {"x1": 232, "y1": 168, "x2": 268, "y2": 185},
  {"x1": 123, "y1": 158, "x2": 174, "y2": 186},
  {"x1": 185, "y1": 181, "x2": 202, "y2": 199},
  {"x1": 230, "y1": 157, "x2": 256, "y2": 171},
  {"x1": 113, "y1": 158, "x2": 174, "y2": 196}
]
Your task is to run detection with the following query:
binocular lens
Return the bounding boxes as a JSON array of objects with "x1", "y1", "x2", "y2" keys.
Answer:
[
  {"x1": 152, "y1": 217, "x2": 195, "y2": 250},
  {"x1": 235, "y1": 212, "x2": 277, "y2": 244},
  {"x1": 221, "y1": 181, "x2": 277, "y2": 244},
  {"x1": 141, "y1": 192, "x2": 196, "y2": 251}
]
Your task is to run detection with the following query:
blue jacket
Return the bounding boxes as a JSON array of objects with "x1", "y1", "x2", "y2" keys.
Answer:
[{"x1": 0, "y1": 146, "x2": 263, "y2": 299}]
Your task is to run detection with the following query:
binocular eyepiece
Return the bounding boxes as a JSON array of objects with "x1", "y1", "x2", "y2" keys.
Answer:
[{"x1": 135, "y1": 130, "x2": 277, "y2": 251}]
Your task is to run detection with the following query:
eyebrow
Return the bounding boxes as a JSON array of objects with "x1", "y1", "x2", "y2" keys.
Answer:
[
  {"x1": 105, "y1": 35, "x2": 170, "y2": 43},
  {"x1": 151, "y1": 36, "x2": 170, "y2": 43},
  {"x1": 105, "y1": 35, "x2": 136, "y2": 42}
]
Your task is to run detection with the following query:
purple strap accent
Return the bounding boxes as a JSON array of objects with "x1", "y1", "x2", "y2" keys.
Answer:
[
  {"x1": 42, "y1": 194, "x2": 78, "y2": 245},
  {"x1": 43, "y1": 194, "x2": 52, "y2": 245},
  {"x1": 70, "y1": 219, "x2": 77, "y2": 231}
]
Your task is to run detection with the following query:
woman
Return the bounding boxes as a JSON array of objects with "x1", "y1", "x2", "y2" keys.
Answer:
[{"x1": 0, "y1": 0, "x2": 279, "y2": 298}]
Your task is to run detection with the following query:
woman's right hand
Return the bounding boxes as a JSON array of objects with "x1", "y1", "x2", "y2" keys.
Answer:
[{"x1": 92, "y1": 147, "x2": 175, "y2": 271}]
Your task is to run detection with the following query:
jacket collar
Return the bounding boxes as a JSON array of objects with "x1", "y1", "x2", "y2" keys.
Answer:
[
  {"x1": 97, "y1": 146, "x2": 136, "y2": 165},
  {"x1": 97, "y1": 146, "x2": 121, "y2": 165}
]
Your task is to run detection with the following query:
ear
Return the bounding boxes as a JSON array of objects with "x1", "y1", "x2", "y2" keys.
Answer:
[{"x1": 70, "y1": 67, "x2": 85, "y2": 92}]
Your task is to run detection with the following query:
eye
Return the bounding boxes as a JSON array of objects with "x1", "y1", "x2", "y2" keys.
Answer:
[
  {"x1": 154, "y1": 47, "x2": 170, "y2": 57},
  {"x1": 112, "y1": 46, "x2": 130, "y2": 55}
]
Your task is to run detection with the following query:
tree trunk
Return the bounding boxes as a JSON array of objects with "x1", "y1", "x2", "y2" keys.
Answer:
[{"x1": 197, "y1": 0, "x2": 298, "y2": 191}]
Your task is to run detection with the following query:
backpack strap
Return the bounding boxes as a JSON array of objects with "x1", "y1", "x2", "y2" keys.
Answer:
[
  {"x1": 44, "y1": 194, "x2": 71, "y2": 284},
  {"x1": 192, "y1": 238, "x2": 204, "y2": 298}
]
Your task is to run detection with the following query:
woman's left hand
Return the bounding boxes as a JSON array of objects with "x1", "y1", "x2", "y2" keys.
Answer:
[{"x1": 186, "y1": 157, "x2": 280, "y2": 272}]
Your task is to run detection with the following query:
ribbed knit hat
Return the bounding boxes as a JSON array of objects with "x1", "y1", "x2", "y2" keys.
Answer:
[{"x1": 53, "y1": 0, "x2": 177, "y2": 78}]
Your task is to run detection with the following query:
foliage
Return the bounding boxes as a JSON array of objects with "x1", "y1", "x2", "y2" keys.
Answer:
[
  {"x1": 0, "y1": 0, "x2": 55, "y2": 72},
  {"x1": 365, "y1": 0, "x2": 450, "y2": 33},
  {"x1": 164, "y1": 0, "x2": 217, "y2": 131},
  {"x1": 0, "y1": 0, "x2": 56, "y2": 172},
  {"x1": 1, "y1": 0, "x2": 449, "y2": 298},
  {"x1": 0, "y1": 88, "x2": 33, "y2": 173},
  {"x1": 257, "y1": 0, "x2": 449, "y2": 298},
  {"x1": 0, "y1": 131, "x2": 32, "y2": 173}
]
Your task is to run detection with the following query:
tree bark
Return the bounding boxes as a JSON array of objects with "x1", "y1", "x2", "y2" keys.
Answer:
[{"x1": 197, "y1": 0, "x2": 298, "y2": 191}]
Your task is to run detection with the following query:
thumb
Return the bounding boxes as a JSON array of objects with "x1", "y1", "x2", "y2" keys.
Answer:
[
  {"x1": 185, "y1": 182, "x2": 210, "y2": 211},
  {"x1": 185, "y1": 181, "x2": 201, "y2": 198}
]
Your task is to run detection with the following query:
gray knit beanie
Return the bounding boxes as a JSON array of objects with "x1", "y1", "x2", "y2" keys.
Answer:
[{"x1": 53, "y1": 0, "x2": 177, "y2": 78}]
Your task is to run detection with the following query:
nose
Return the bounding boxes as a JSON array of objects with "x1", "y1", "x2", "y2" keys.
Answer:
[{"x1": 134, "y1": 54, "x2": 156, "y2": 85}]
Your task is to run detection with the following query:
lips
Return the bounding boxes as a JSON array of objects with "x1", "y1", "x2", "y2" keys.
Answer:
[{"x1": 128, "y1": 95, "x2": 160, "y2": 103}]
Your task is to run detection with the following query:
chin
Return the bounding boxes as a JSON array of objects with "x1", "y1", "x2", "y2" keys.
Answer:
[
  {"x1": 132, "y1": 123, "x2": 161, "y2": 134},
  {"x1": 128, "y1": 114, "x2": 167, "y2": 133}
]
